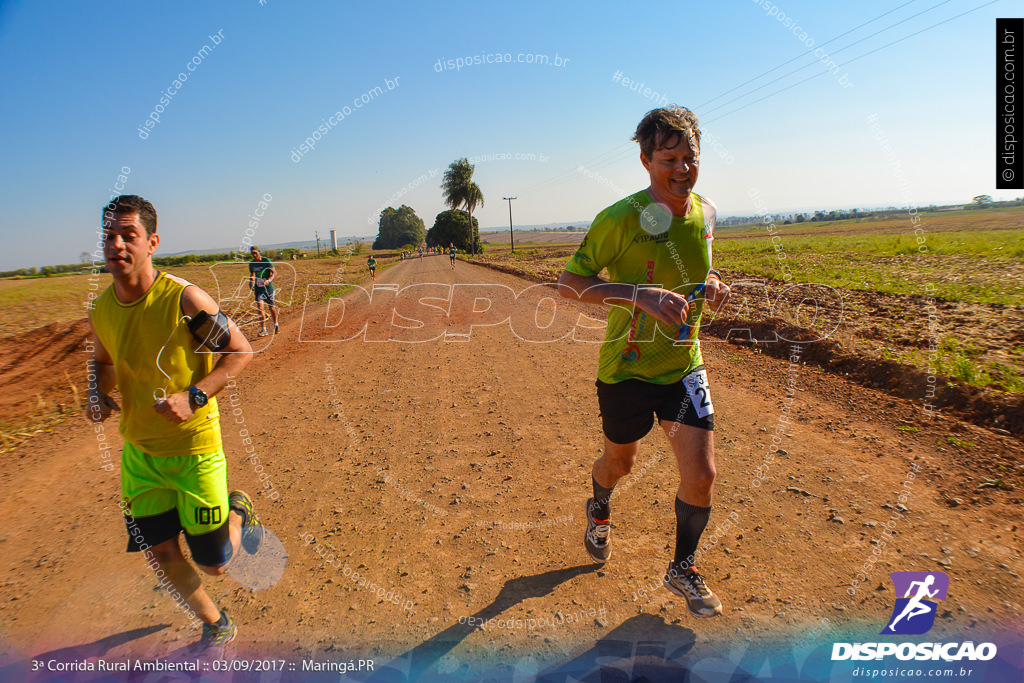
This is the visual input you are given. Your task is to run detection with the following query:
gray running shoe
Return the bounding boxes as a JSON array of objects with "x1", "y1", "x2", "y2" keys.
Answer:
[
  {"x1": 584, "y1": 498, "x2": 611, "y2": 563},
  {"x1": 195, "y1": 611, "x2": 236, "y2": 655},
  {"x1": 664, "y1": 564, "x2": 723, "y2": 618},
  {"x1": 229, "y1": 490, "x2": 263, "y2": 554}
]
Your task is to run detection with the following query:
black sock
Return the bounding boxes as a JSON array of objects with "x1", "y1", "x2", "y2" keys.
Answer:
[
  {"x1": 673, "y1": 498, "x2": 711, "y2": 569},
  {"x1": 591, "y1": 476, "x2": 614, "y2": 520},
  {"x1": 214, "y1": 610, "x2": 229, "y2": 627}
]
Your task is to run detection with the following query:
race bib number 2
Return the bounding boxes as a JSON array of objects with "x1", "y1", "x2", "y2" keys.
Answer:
[{"x1": 683, "y1": 367, "x2": 714, "y2": 418}]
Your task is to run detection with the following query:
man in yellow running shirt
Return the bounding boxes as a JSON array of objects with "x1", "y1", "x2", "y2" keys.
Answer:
[
  {"x1": 88, "y1": 194, "x2": 263, "y2": 652},
  {"x1": 559, "y1": 106, "x2": 731, "y2": 618}
]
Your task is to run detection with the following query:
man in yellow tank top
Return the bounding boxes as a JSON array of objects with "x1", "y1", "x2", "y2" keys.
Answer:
[{"x1": 88, "y1": 195, "x2": 262, "y2": 652}]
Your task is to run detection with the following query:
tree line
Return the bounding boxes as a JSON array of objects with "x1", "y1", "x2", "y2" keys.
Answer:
[
  {"x1": 372, "y1": 157, "x2": 485, "y2": 254},
  {"x1": 0, "y1": 249, "x2": 306, "y2": 280}
]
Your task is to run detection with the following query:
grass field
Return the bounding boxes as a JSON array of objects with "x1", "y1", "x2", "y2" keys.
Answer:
[
  {"x1": 0, "y1": 258, "x2": 341, "y2": 337},
  {"x1": 0, "y1": 275, "x2": 96, "y2": 337},
  {"x1": 481, "y1": 230, "x2": 586, "y2": 245},
  {"x1": 714, "y1": 227, "x2": 1024, "y2": 306},
  {"x1": 467, "y1": 208, "x2": 1024, "y2": 396},
  {"x1": 716, "y1": 206, "x2": 1024, "y2": 237},
  {"x1": 479, "y1": 208, "x2": 1024, "y2": 305}
]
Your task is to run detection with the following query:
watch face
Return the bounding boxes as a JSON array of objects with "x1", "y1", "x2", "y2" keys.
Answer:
[{"x1": 191, "y1": 387, "x2": 208, "y2": 406}]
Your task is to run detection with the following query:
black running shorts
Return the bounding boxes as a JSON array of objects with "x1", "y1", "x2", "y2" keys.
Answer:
[
  {"x1": 124, "y1": 508, "x2": 233, "y2": 567},
  {"x1": 596, "y1": 366, "x2": 715, "y2": 444}
]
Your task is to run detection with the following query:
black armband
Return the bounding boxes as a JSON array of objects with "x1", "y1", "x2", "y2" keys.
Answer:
[{"x1": 188, "y1": 310, "x2": 232, "y2": 351}]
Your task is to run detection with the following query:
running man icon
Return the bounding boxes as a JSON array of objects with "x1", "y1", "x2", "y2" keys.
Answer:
[
  {"x1": 881, "y1": 571, "x2": 949, "y2": 635},
  {"x1": 887, "y1": 575, "x2": 938, "y2": 630}
]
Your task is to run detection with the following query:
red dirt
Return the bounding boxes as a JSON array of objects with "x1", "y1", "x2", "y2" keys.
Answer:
[
  {"x1": 1, "y1": 256, "x2": 1021, "y2": 677},
  {"x1": 0, "y1": 319, "x2": 92, "y2": 427}
]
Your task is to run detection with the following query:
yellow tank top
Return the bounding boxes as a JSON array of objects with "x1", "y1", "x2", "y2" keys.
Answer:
[{"x1": 91, "y1": 272, "x2": 222, "y2": 457}]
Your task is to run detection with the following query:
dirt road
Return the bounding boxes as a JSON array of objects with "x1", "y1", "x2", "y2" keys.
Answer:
[{"x1": 1, "y1": 254, "x2": 1021, "y2": 680}]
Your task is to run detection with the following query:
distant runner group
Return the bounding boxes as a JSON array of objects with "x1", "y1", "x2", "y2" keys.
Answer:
[
  {"x1": 397, "y1": 244, "x2": 458, "y2": 269},
  {"x1": 86, "y1": 105, "x2": 733, "y2": 656}
]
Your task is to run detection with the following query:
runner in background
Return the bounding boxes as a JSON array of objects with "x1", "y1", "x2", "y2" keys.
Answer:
[{"x1": 248, "y1": 246, "x2": 279, "y2": 336}]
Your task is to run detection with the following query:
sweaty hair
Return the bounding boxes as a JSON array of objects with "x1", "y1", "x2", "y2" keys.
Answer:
[
  {"x1": 632, "y1": 106, "x2": 701, "y2": 162},
  {"x1": 102, "y1": 195, "x2": 158, "y2": 236}
]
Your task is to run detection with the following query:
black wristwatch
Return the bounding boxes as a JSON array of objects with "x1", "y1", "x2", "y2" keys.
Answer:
[
  {"x1": 188, "y1": 385, "x2": 209, "y2": 409},
  {"x1": 707, "y1": 268, "x2": 722, "y2": 282}
]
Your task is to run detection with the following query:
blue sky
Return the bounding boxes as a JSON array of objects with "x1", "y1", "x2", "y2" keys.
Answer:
[{"x1": 0, "y1": 0, "x2": 1015, "y2": 269}]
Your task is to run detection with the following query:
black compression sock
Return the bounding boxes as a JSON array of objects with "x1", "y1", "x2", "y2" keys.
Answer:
[
  {"x1": 591, "y1": 476, "x2": 614, "y2": 520},
  {"x1": 673, "y1": 498, "x2": 711, "y2": 568}
]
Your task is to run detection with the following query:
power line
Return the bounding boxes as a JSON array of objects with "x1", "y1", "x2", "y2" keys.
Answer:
[
  {"x1": 520, "y1": 0, "x2": 999, "y2": 202},
  {"x1": 517, "y1": 141, "x2": 634, "y2": 195},
  {"x1": 522, "y1": 0, "x2": 1001, "y2": 199},
  {"x1": 702, "y1": 0, "x2": 958, "y2": 117},
  {"x1": 520, "y1": 2, "x2": 939, "y2": 196},
  {"x1": 704, "y1": 0, "x2": 1001, "y2": 125},
  {"x1": 697, "y1": 0, "x2": 922, "y2": 109},
  {"x1": 503, "y1": 196, "x2": 517, "y2": 252}
]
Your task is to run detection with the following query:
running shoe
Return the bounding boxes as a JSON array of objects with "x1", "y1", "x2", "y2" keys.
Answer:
[
  {"x1": 257, "y1": 328, "x2": 268, "y2": 337},
  {"x1": 584, "y1": 498, "x2": 611, "y2": 563},
  {"x1": 229, "y1": 490, "x2": 263, "y2": 554},
  {"x1": 664, "y1": 564, "x2": 723, "y2": 618},
  {"x1": 195, "y1": 611, "x2": 236, "y2": 654},
  {"x1": 274, "y1": 323, "x2": 279, "y2": 335}
]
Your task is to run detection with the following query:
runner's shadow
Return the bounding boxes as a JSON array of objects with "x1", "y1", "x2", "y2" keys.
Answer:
[
  {"x1": 533, "y1": 613, "x2": 697, "y2": 683},
  {"x1": 367, "y1": 564, "x2": 601, "y2": 683},
  {"x1": 0, "y1": 625, "x2": 169, "y2": 681}
]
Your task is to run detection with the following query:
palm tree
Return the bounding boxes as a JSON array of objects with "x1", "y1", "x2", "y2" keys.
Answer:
[
  {"x1": 441, "y1": 158, "x2": 472, "y2": 208},
  {"x1": 441, "y1": 158, "x2": 484, "y2": 253},
  {"x1": 463, "y1": 184, "x2": 484, "y2": 253}
]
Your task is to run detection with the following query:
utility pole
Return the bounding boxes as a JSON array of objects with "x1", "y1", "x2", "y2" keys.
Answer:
[
  {"x1": 503, "y1": 196, "x2": 517, "y2": 253},
  {"x1": 315, "y1": 231, "x2": 321, "y2": 258}
]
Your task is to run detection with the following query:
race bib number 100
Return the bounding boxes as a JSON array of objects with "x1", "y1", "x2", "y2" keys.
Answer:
[{"x1": 683, "y1": 367, "x2": 714, "y2": 418}]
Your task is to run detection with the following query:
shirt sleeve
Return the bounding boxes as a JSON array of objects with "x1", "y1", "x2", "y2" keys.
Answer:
[{"x1": 564, "y1": 206, "x2": 626, "y2": 278}]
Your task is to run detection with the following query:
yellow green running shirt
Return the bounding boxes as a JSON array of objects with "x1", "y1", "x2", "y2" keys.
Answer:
[
  {"x1": 565, "y1": 190, "x2": 716, "y2": 385},
  {"x1": 91, "y1": 272, "x2": 222, "y2": 456}
]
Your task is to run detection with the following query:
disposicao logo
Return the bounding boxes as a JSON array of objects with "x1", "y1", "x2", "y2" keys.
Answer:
[
  {"x1": 831, "y1": 570, "x2": 997, "y2": 662},
  {"x1": 882, "y1": 571, "x2": 948, "y2": 635}
]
